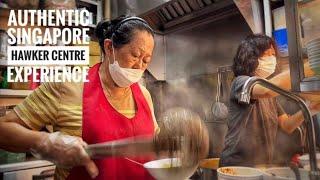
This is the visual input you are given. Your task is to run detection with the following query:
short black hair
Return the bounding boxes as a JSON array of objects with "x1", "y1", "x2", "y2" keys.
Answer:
[
  {"x1": 95, "y1": 15, "x2": 154, "y2": 54},
  {"x1": 232, "y1": 34, "x2": 277, "y2": 77}
]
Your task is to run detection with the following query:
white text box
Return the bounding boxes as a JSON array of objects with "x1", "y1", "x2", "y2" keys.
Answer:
[{"x1": 7, "y1": 46, "x2": 90, "y2": 65}]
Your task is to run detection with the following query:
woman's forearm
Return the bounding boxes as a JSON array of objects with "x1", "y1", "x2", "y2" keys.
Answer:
[
  {"x1": 0, "y1": 112, "x2": 99, "y2": 178},
  {"x1": 0, "y1": 112, "x2": 47, "y2": 152},
  {"x1": 279, "y1": 111, "x2": 304, "y2": 134},
  {"x1": 253, "y1": 62, "x2": 315, "y2": 99},
  {"x1": 252, "y1": 70, "x2": 291, "y2": 99}
]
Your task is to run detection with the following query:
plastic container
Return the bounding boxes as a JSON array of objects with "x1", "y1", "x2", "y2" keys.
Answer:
[{"x1": 217, "y1": 166, "x2": 263, "y2": 180}]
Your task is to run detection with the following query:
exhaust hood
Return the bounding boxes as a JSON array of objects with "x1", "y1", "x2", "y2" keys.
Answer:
[
  {"x1": 140, "y1": 0, "x2": 241, "y2": 80},
  {"x1": 140, "y1": 0, "x2": 238, "y2": 33},
  {"x1": 133, "y1": 0, "x2": 256, "y2": 80}
]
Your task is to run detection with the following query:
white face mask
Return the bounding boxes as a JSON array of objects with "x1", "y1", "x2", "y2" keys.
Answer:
[
  {"x1": 255, "y1": 56, "x2": 277, "y2": 78},
  {"x1": 108, "y1": 46, "x2": 144, "y2": 87}
]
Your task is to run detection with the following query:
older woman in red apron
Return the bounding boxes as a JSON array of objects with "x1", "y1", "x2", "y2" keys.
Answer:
[
  {"x1": 67, "y1": 16, "x2": 156, "y2": 179},
  {"x1": 0, "y1": 15, "x2": 157, "y2": 180},
  {"x1": 66, "y1": 17, "x2": 156, "y2": 180}
]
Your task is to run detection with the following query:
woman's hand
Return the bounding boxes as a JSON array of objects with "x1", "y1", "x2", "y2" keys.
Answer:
[
  {"x1": 31, "y1": 132, "x2": 98, "y2": 179},
  {"x1": 0, "y1": 112, "x2": 98, "y2": 178}
]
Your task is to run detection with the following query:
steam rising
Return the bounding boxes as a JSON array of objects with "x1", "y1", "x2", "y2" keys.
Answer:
[{"x1": 154, "y1": 107, "x2": 209, "y2": 166}]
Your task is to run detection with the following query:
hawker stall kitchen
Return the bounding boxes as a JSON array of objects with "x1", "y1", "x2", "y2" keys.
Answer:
[{"x1": 1, "y1": 0, "x2": 320, "y2": 180}]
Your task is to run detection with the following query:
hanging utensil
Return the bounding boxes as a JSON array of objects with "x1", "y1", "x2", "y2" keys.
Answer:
[{"x1": 211, "y1": 68, "x2": 229, "y2": 121}]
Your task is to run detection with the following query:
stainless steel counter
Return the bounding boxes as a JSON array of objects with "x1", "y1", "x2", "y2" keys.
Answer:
[
  {"x1": 0, "y1": 160, "x2": 55, "y2": 180},
  {"x1": 0, "y1": 160, "x2": 54, "y2": 173}
]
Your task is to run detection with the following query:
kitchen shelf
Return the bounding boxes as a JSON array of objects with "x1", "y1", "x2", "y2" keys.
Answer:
[
  {"x1": 0, "y1": 89, "x2": 33, "y2": 97},
  {"x1": 0, "y1": 160, "x2": 53, "y2": 173}
]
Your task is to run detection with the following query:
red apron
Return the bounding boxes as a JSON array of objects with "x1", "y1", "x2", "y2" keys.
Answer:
[{"x1": 67, "y1": 63, "x2": 155, "y2": 180}]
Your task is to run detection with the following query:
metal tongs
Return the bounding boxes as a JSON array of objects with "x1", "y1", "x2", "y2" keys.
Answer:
[{"x1": 85, "y1": 136, "x2": 155, "y2": 159}]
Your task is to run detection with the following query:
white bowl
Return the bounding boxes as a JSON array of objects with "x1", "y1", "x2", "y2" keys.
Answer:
[
  {"x1": 308, "y1": 50, "x2": 320, "y2": 56},
  {"x1": 308, "y1": 53, "x2": 320, "y2": 60},
  {"x1": 217, "y1": 166, "x2": 263, "y2": 180},
  {"x1": 263, "y1": 167, "x2": 309, "y2": 180},
  {"x1": 143, "y1": 158, "x2": 198, "y2": 180},
  {"x1": 307, "y1": 40, "x2": 320, "y2": 47},
  {"x1": 307, "y1": 44, "x2": 320, "y2": 52},
  {"x1": 306, "y1": 40, "x2": 320, "y2": 56},
  {"x1": 307, "y1": 49, "x2": 320, "y2": 56},
  {"x1": 307, "y1": 48, "x2": 320, "y2": 55},
  {"x1": 298, "y1": 153, "x2": 320, "y2": 167}
]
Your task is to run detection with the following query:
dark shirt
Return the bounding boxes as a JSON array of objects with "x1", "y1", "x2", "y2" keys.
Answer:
[{"x1": 220, "y1": 76, "x2": 285, "y2": 166}]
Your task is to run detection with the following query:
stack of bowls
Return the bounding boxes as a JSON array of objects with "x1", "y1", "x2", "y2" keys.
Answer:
[{"x1": 306, "y1": 38, "x2": 320, "y2": 75}]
